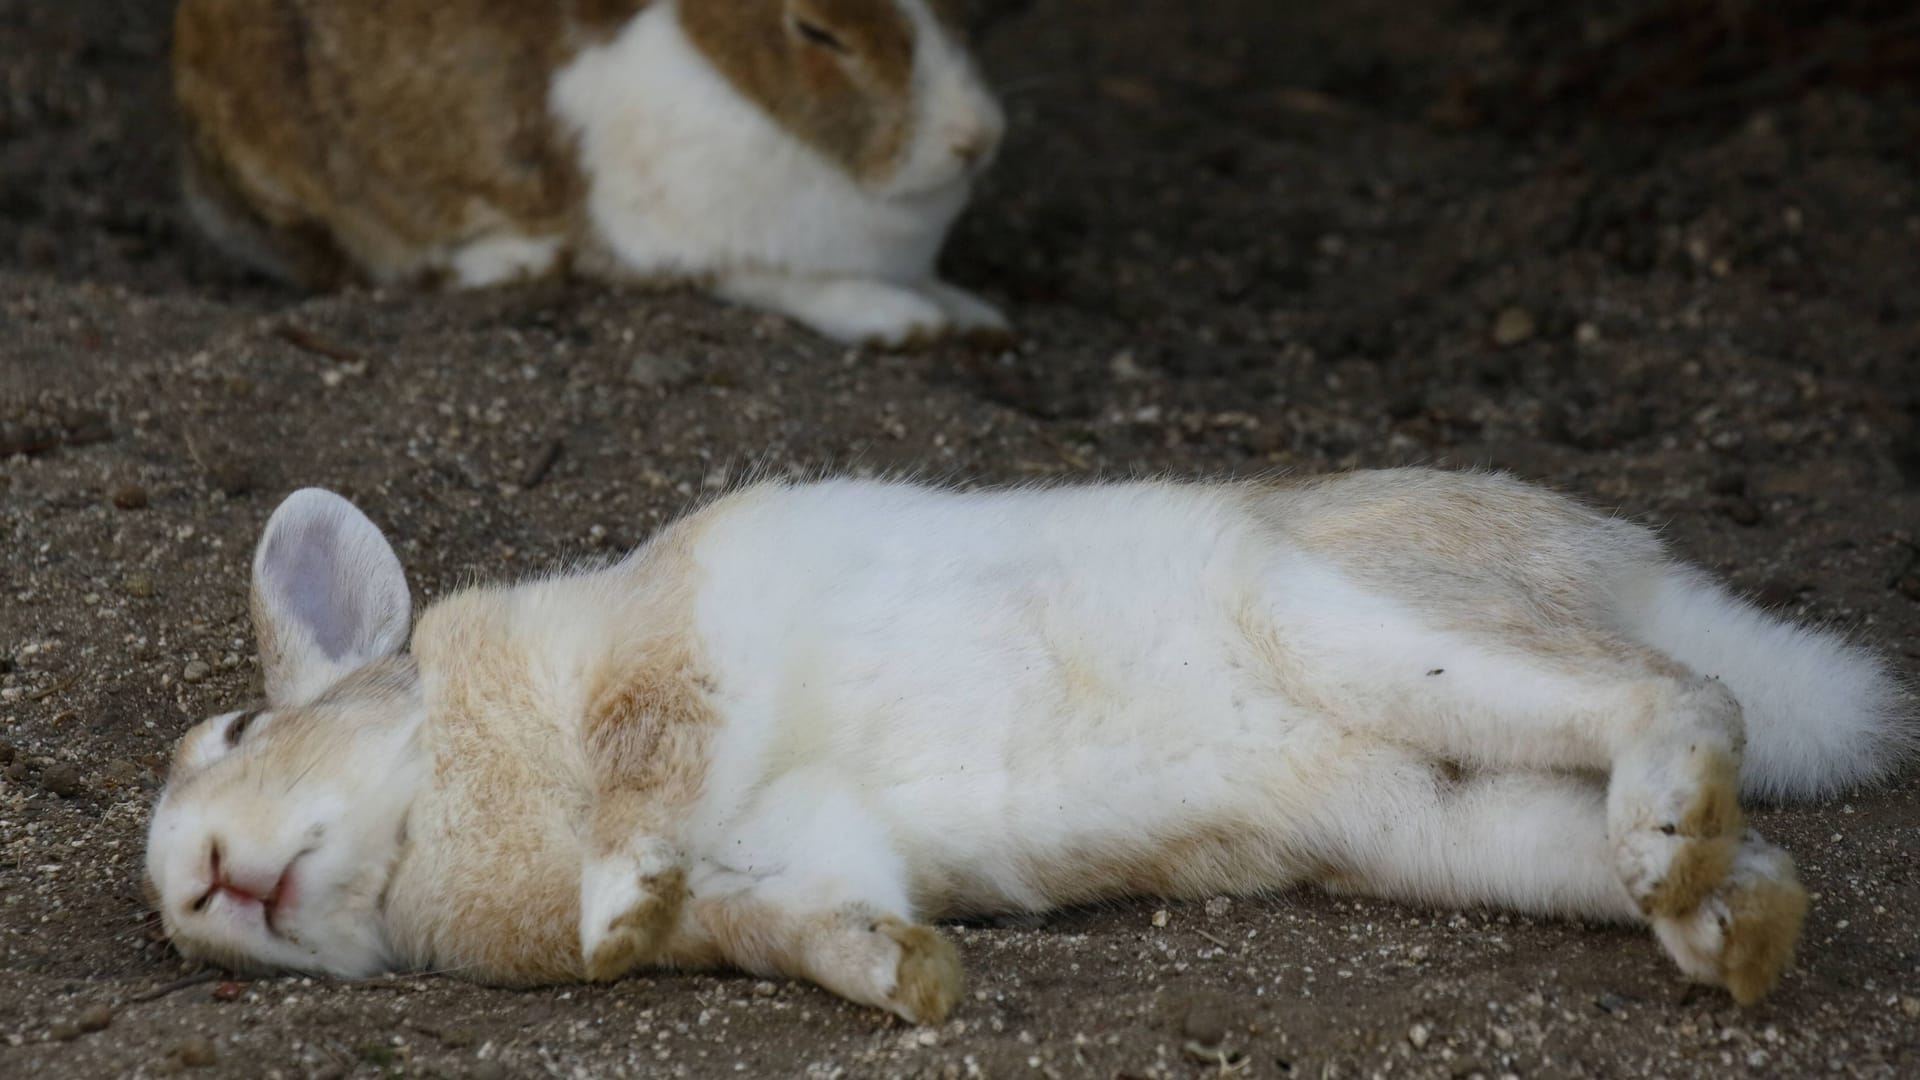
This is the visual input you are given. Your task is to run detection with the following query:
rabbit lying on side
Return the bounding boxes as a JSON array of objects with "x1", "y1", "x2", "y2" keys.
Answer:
[
  {"x1": 172, "y1": 0, "x2": 1008, "y2": 346},
  {"x1": 145, "y1": 470, "x2": 1912, "y2": 1022}
]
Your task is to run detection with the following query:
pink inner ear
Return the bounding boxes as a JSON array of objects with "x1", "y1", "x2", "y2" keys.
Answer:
[{"x1": 268, "y1": 515, "x2": 371, "y2": 662}]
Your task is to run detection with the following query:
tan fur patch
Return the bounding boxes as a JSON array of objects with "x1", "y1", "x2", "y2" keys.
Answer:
[
  {"x1": 1679, "y1": 751, "x2": 1743, "y2": 839},
  {"x1": 585, "y1": 866, "x2": 688, "y2": 981},
  {"x1": 173, "y1": 0, "x2": 615, "y2": 287},
  {"x1": 877, "y1": 918, "x2": 963, "y2": 1024},
  {"x1": 580, "y1": 525, "x2": 722, "y2": 855},
  {"x1": 1644, "y1": 751, "x2": 1743, "y2": 918},
  {"x1": 678, "y1": 0, "x2": 913, "y2": 183},
  {"x1": 378, "y1": 498, "x2": 747, "y2": 985},
  {"x1": 682, "y1": 894, "x2": 815, "y2": 976},
  {"x1": 391, "y1": 591, "x2": 594, "y2": 984},
  {"x1": 1721, "y1": 872, "x2": 1809, "y2": 1005},
  {"x1": 1643, "y1": 833, "x2": 1738, "y2": 920},
  {"x1": 1244, "y1": 471, "x2": 1675, "y2": 673},
  {"x1": 680, "y1": 898, "x2": 961, "y2": 1022}
]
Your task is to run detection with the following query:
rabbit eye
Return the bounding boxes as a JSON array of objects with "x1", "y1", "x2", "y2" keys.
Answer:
[
  {"x1": 224, "y1": 710, "x2": 260, "y2": 748},
  {"x1": 793, "y1": 18, "x2": 848, "y2": 54}
]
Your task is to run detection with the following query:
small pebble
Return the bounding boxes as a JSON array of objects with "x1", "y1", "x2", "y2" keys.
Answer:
[
  {"x1": 208, "y1": 461, "x2": 256, "y2": 497},
  {"x1": 627, "y1": 352, "x2": 695, "y2": 389},
  {"x1": 183, "y1": 660, "x2": 211, "y2": 683},
  {"x1": 123, "y1": 573, "x2": 155, "y2": 599},
  {"x1": 171, "y1": 1036, "x2": 217, "y2": 1068},
  {"x1": 110, "y1": 484, "x2": 149, "y2": 510},
  {"x1": 1490, "y1": 307, "x2": 1536, "y2": 347},
  {"x1": 1901, "y1": 996, "x2": 1920, "y2": 1020},
  {"x1": 211, "y1": 981, "x2": 246, "y2": 1002},
  {"x1": 102, "y1": 758, "x2": 146, "y2": 789},
  {"x1": 1203, "y1": 896, "x2": 1231, "y2": 918},
  {"x1": 1182, "y1": 1004, "x2": 1229, "y2": 1047},
  {"x1": 1109, "y1": 351, "x2": 1149, "y2": 382},
  {"x1": 40, "y1": 763, "x2": 84, "y2": 798},
  {"x1": 77, "y1": 1004, "x2": 113, "y2": 1032},
  {"x1": 1408, "y1": 1022, "x2": 1431, "y2": 1050},
  {"x1": 1706, "y1": 471, "x2": 1747, "y2": 497},
  {"x1": 1895, "y1": 574, "x2": 1920, "y2": 604},
  {"x1": 1151, "y1": 909, "x2": 1170, "y2": 928},
  {"x1": 751, "y1": 981, "x2": 777, "y2": 998}
]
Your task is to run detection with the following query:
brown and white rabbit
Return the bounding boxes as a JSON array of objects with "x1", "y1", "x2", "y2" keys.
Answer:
[
  {"x1": 145, "y1": 471, "x2": 1913, "y2": 1022},
  {"x1": 172, "y1": 0, "x2": 1009, "y2": 345}
]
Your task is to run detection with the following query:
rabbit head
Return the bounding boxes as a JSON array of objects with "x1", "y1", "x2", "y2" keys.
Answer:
[
  {"x1": 146, "y1": 489, "x2": 422, "y2": 978},
  {"x1": 678, "y1": 0, "x2": 1005, "y2": 198}
]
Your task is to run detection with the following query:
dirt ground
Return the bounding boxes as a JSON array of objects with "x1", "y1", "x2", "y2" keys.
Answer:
[{"x1": 3, "y1": 0, "x2": 1918, "y2": 1076}]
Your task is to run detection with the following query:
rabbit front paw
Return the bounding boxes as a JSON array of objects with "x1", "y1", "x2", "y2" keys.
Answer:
[
  {"x1": 579, "y1": 847, "x2": 685, "y2": 981},
  {"x1": 715, "y1": 273, "x2": 990, "y2": 349},
  {"x1": 919, "y1": 280, "x2": 1011, "y2": 345},
  {"x1": 873, "y1": 917, "x2": 964, "y2": 1026},
  {"x1": 801, "y1": 281, "x2": 950, "y2": 348}
]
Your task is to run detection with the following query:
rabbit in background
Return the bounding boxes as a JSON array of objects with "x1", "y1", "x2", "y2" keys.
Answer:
[
  {"x1": 172, "y1": 0, "x2": 1009, "y2": 346},
  {"x1": 144, "y1": 469, "x2": 1913, "y2": 1022}
]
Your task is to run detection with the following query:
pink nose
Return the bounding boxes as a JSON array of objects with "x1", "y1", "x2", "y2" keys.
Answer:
[{"x1": 199, "y1": 840, "x2": 284, "y2": 909}]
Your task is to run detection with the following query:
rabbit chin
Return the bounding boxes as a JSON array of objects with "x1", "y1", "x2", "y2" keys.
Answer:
[
  {"x1": 867, "y1": 151, "x2": 988, "y2": 206},
  {"x1": 172, "y1": 904, "x2": 398, "y2": 980}
]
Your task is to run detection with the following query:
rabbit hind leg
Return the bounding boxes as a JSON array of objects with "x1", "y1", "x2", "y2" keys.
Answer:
[
  {"x1": 1249, "y1": 587, "x2": 1750, "y2": 923},
  {"x1": 1308, "y1": 747, "x2": 1804, "y2": 1002}
]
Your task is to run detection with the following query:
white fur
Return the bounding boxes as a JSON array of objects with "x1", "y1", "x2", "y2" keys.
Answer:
[
  {"x1": 662, "y1": 481, "x2": 1895, "y2": 920},
  {"x1": 1627, "y1": 568, "x2": 1914, "y2": 800},
  {"x1": 551, "y1": 0, "x2": 1005, "y2": 344},
  {"x1": 451, "y1": 233, "x2": 566, "y2": 288},
  {"x1": 883, "y1": 0, "x2": 1007, "y2": 199}
]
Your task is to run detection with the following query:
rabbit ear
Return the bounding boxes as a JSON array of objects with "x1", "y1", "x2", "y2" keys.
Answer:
[{"x1": 250, "y1": 489, "x2": 412, "y2": 707}]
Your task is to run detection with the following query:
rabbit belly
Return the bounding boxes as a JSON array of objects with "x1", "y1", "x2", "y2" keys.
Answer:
[{"x1": 673, "y1": 482, "x2": 1374, "y2": 917}]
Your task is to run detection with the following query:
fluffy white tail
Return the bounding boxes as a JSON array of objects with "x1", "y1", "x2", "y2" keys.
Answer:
[{"x1": 1629, "y1": 569, "x2": 1915, "y2": 802}]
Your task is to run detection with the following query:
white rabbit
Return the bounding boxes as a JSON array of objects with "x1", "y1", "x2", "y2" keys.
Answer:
[
  {"x1": 145, "y1": 470, "x2": 1912, "y2": 1021},
  {"x1": 172, "y1": 0, "x2": 1008, "y2": 346}
]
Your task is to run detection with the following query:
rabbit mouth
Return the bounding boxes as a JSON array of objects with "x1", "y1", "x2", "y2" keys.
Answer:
[{"x1": 189, "y1": 847, "x2": 310, "y2": 940}]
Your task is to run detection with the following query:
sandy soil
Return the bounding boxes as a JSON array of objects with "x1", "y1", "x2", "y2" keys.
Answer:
[{"x1": 2, "y1": 1, "x2": 1917, "y2": 1076}]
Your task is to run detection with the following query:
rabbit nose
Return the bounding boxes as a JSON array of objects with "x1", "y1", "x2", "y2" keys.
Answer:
[
  {"x1": 950, "y1": 128, "x2": 996, "y2": 166},
  {"x1": 194, "y1": 837, "x2": 281, "y2": 909}
]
